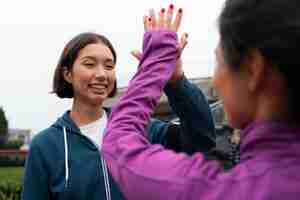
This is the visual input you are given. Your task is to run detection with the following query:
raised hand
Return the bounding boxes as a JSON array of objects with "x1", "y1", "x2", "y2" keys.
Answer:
[{"x1": 132, "y1": 4, "x2": 188, "y2": 86}]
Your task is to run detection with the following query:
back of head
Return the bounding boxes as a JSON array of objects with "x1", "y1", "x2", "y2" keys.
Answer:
[{"x1": 218, "y1": 0, "x2": 300, "y2": 120}]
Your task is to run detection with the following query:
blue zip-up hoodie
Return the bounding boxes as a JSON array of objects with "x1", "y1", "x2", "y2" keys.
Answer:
[
  {"x1": 21, "y1": 76, "x2": 216, "y2": 200},
  {"x1": 22, "y1": 108, "x2": 126, "y2": 200}
]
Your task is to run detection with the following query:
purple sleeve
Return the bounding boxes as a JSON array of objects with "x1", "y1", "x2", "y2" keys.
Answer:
[{"x1": 102, "y1": 30, "x2": 223, "y2": 200}]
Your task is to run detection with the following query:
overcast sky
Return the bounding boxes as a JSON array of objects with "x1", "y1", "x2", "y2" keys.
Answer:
[{"x1": 0, "y1": 0, "x2": 224, "y2": 135}]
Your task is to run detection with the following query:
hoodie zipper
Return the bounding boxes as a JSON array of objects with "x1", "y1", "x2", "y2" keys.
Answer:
[
  {"x1": 63, "y1": 127, "x2": 111, "y2": 200},
  {"x1": 81, "y1": 134, "x2": 111, "y2": 200}
]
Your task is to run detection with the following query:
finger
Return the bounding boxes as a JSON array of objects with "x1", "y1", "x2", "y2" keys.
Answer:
[
  {"x1": 149, "y1": 9, "x2": 157, "y2": 29},
  {"x1": 148, "y1": 17, "x2": 153, "y2": 30},
  {"x1": 143, "y1": 15, "x2": 149, "y2": 31},
  {"x1": 179, "y1": 33, "x2": 188, "y2": 50},
  {"x1": 166, "y1": 4, "x2": 174, "y2": 28},
  {"x1": 131, "y1": 50, "x2": 143, "y2": 61},
  {"x1": 172, "y1": 8, "x2": 183, "y2": 31},
  {"x1": 158, "y1": 8, "x2": 165, "y2": 28}
]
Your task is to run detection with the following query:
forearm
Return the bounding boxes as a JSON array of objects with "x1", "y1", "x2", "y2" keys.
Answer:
[{"x1": 164, "y1": 75, "x2": 216, "y2": 154}]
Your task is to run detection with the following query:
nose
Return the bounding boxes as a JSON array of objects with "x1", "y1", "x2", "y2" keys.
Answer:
[{"x1": 95, "y1": 65, "x2": 106, "y2": 80}]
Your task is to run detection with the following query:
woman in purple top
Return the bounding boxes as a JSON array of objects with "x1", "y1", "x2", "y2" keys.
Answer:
[{"x1": 102, "y1": 1, "x2": 300, "y2": 200}]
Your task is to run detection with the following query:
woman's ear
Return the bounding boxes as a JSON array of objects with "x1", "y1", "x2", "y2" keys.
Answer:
[
  {"x1": 63, "y1": 67, "x2": 72, "y2": 84},
  {"x1": 245, "y1": 50, "x2": 266, "y2": 92}
]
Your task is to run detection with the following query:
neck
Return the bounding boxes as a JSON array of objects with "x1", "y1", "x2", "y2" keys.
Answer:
[
  {"x1": 253, "y1": 89, "x2": 292, "y2": 124},
  {"x1": 70, "y1": 98, "x2": 104, "y2": 127}
]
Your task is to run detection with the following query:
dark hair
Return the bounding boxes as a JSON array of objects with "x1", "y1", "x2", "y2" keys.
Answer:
[
  {"x1": 218, "y1": 0, "x2": 300, "y2": 119},
  {"x1": 53, "y1": 32, "x2": 117, "y2": 98}
]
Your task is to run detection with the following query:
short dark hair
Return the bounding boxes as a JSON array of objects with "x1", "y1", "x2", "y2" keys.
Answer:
[
  {"x1": 218, "y1": 0, "x2": 300, "y2": 119},
  {"x1": 53, "y1": 32, "x2": 117, "y2": 98}
]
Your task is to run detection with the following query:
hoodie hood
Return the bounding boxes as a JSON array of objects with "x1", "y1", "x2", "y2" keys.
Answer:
[
  {"x1": 52, "y1": 107, "x2": 112, "y2": 136},
  {"x1": 52, "y1": 111, "x2": 82, "y2": 135}
]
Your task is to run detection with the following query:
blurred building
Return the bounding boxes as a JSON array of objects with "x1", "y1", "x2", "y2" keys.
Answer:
[
  {"x1": 8, "y1": 128, "x2": 31, "y2": 150},
  {"x1": 104, "y1": 77, "x2": 225, "y2": 124}
]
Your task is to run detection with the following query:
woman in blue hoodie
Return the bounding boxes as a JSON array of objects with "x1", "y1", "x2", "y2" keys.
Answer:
[{"x1": 21, "y1": 30, "x2": 216, "y2": 200}]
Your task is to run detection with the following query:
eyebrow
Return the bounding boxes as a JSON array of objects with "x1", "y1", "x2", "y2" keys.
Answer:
[
  {"x1": 104, "y1": 58, "x2": 114, "y2": 63},
  {"x1": 81, "y1": 56, "x2": 114, "y2": 63},
  {"x1": 81, "y1": 56, "x2": 97, "y2": 62}
]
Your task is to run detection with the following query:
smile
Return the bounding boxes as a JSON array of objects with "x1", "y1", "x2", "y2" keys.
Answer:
[{"x1": 89, "y1": 83, "x2": 108, "y2": 90}]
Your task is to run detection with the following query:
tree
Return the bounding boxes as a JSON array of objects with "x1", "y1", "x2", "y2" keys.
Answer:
[{"x1": 0, "y1": 107, "x2": 8, "y2": 146}]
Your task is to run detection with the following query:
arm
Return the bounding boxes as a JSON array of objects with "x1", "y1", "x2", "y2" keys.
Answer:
[
  {"x1": 146, "y1": 75, "x2": 216, "y2": 154},
  {"x1": 164, "y1": 75, "x2": 216, "y2": 154},
  {"x1": 21, "y1": 139, "x2": 51, "y2": 200},
  {"x1": 146, "y1": 118, "x2": 182, "y2": 152},
  {"x1": 102, "y1": 30, "x2": 222, "y2": 200}
]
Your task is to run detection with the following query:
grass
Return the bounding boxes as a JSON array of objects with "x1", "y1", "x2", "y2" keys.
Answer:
[{"x1": 0, "y1": 167, "x2": 24, "y2": 183}]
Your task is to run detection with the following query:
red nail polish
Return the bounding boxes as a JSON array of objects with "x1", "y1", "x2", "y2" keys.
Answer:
[
  {"x1": 178, "y1": 8, "x2": 183, "y2": 13},
  {"x1": 148, "y1": 17, "x2": 152, "y2": 22},
  {"x1": 161, "y1": 8, "x2": 165, "y2": 13},
  {"x1": 169, "y1": 4, "x2": 174, "y2": 10}
]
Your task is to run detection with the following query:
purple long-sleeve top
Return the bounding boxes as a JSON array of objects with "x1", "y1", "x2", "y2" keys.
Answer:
[{"x1": 102, "y1": 30, "x2": 300, "y2": 200}]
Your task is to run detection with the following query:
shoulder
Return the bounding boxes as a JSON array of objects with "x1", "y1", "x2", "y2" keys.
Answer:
[{"x1": 30, "y1": 126, "x2": 62, "y2": 152}]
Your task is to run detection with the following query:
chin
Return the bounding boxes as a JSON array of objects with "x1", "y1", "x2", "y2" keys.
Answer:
[
  {"x1": 227, "y1": 113, "x2": 251, "y2": 130},
  {"x1": 88, "y1": 95, "x2": 108, "y2": 106}
]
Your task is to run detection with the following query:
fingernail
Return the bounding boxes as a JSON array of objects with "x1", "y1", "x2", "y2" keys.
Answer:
[
  {"x1": 161, "y1": 8, "x2": 165, "y2": 13},
  {"x1": 169, "y1": 4, "x2": 174, "y2": 10},
  {"x1": 178, "y1": 8, "x2": 183, "y2": 13},
  {"x1": 148, "y1": 17, "x2": 152, "y2": 22}
]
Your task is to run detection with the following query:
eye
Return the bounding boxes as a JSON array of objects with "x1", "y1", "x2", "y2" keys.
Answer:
[
  {"x1": 105, "y1": 64, "x2": 115, "y2": 70},
  {"x1": 83, "y1": 61, "x2": 95, "y2": 67}
]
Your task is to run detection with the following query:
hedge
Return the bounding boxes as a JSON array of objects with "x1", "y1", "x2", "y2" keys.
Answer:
[{"x1": 0, "y1": 167, "x2": 24, "y2": 200}]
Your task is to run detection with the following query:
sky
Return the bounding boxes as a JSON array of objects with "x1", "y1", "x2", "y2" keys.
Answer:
[{"x1": 0, "y1": 0, "x2": 224, "y2": 135}]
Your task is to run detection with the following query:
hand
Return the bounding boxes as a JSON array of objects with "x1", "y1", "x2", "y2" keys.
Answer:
[
  {"x1": 143, "y1": 4, "x2": 182, "y2": 32},
  {"x1": 131, "y1": 5, "x2": 188, "y2": 86}
]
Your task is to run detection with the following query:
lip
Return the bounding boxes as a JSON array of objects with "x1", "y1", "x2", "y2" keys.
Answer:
[
  {"x1": 88, "y1": 83, "x2": 108, "y2": 89},
  {"x1": 88, "y1": 83, "x2": 108, "y2": 95}
]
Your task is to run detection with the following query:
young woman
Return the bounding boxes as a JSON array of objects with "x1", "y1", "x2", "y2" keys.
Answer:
[
  {"x1": 21, "y1": 30, "x2": 216, "y2": 199},
  {"x1": 102, "y1": 2, "x2": 300, "y2": 200}
]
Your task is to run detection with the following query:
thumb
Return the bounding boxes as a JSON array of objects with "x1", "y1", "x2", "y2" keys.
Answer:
[
  {"x1": 179, "y1": 33, "x2": 188, "y2": 51},
  {"x1": 131, "y1": 50, "x2": 143, "y2": 61}
]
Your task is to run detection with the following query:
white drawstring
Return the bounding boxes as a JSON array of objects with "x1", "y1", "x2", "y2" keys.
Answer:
[
  {"x1": 63, "y1": 126, "x2": 69, "y2": 188},
  {"x1": 63, "y1": 126, "x2": 111, "y2": 200},
  {"x1": 101, "y1": 157, "x2": 111, "y2": 200}
]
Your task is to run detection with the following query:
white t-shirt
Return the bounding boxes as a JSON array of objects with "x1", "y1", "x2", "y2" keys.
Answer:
[{"x1": 79, "y1": 111, "x2": 108, "y2": 149}]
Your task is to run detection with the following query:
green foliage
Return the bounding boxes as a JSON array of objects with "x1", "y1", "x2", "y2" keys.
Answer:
[
  {"x1": 0, "y1": 108, "x2": 8, "y2": 148},
  {"x1": 1, "y1": 140, "x2": 24, "y2": 150},
  {"x1": 0, "y1": 167, "x2": 24, "y2": 200},
  {"x1": 0, "y1": 108, "x2": 8, "y2": 137},
  {"x1": 0, "y1": 181, "x2": 22, "y2": 200},
  {"x1": 0, "y1": 155, "x2": 26, "y2": 167}
]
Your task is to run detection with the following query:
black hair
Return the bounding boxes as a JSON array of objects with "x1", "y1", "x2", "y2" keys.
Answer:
[
  {"x1": 219, "y1": 0, "x2": 300, "y2": 119},
  {"x1": 53, "y1": 32, "x2": 117, "y2": 98}
]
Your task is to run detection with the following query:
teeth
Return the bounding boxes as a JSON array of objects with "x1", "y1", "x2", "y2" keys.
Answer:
[{"x1": 90, "y1": 84, "x2": 107, "y2": 89}]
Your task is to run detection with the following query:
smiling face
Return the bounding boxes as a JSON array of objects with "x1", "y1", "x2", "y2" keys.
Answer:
[{"x1": 64, "y1": 42, "x2": 116, "y2": 106}]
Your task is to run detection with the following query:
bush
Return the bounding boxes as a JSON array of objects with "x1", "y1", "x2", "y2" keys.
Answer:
[
  {"x1": 0, "y1": 181, "x2": 21, "y2": 200},
  {"x1": 2, "y1": 140, "x2": 24, "y2": 150},
  {"x1": 0, "y1": 167, "x2": 23, "y2": 200},
  {"x1": 0, "y1": 156, "x2": 25, "y2": 167}
]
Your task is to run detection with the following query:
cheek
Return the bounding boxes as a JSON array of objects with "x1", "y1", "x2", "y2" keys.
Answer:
[
  {"x1": 212, "y1": 64, "x2": 225, "y2": 96},
  {"x1": 73, "y1": 65, "x2": 91, "y2": 81},
  {"x1": 71, "y1": 67, "x2": 93, "y2": 91},
  {"x1": 212, "y1": 66, "x2": 249, "y2": 128},
  {"x1": 107, "y1": 71, "x2": 116, "y2": 89}
]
